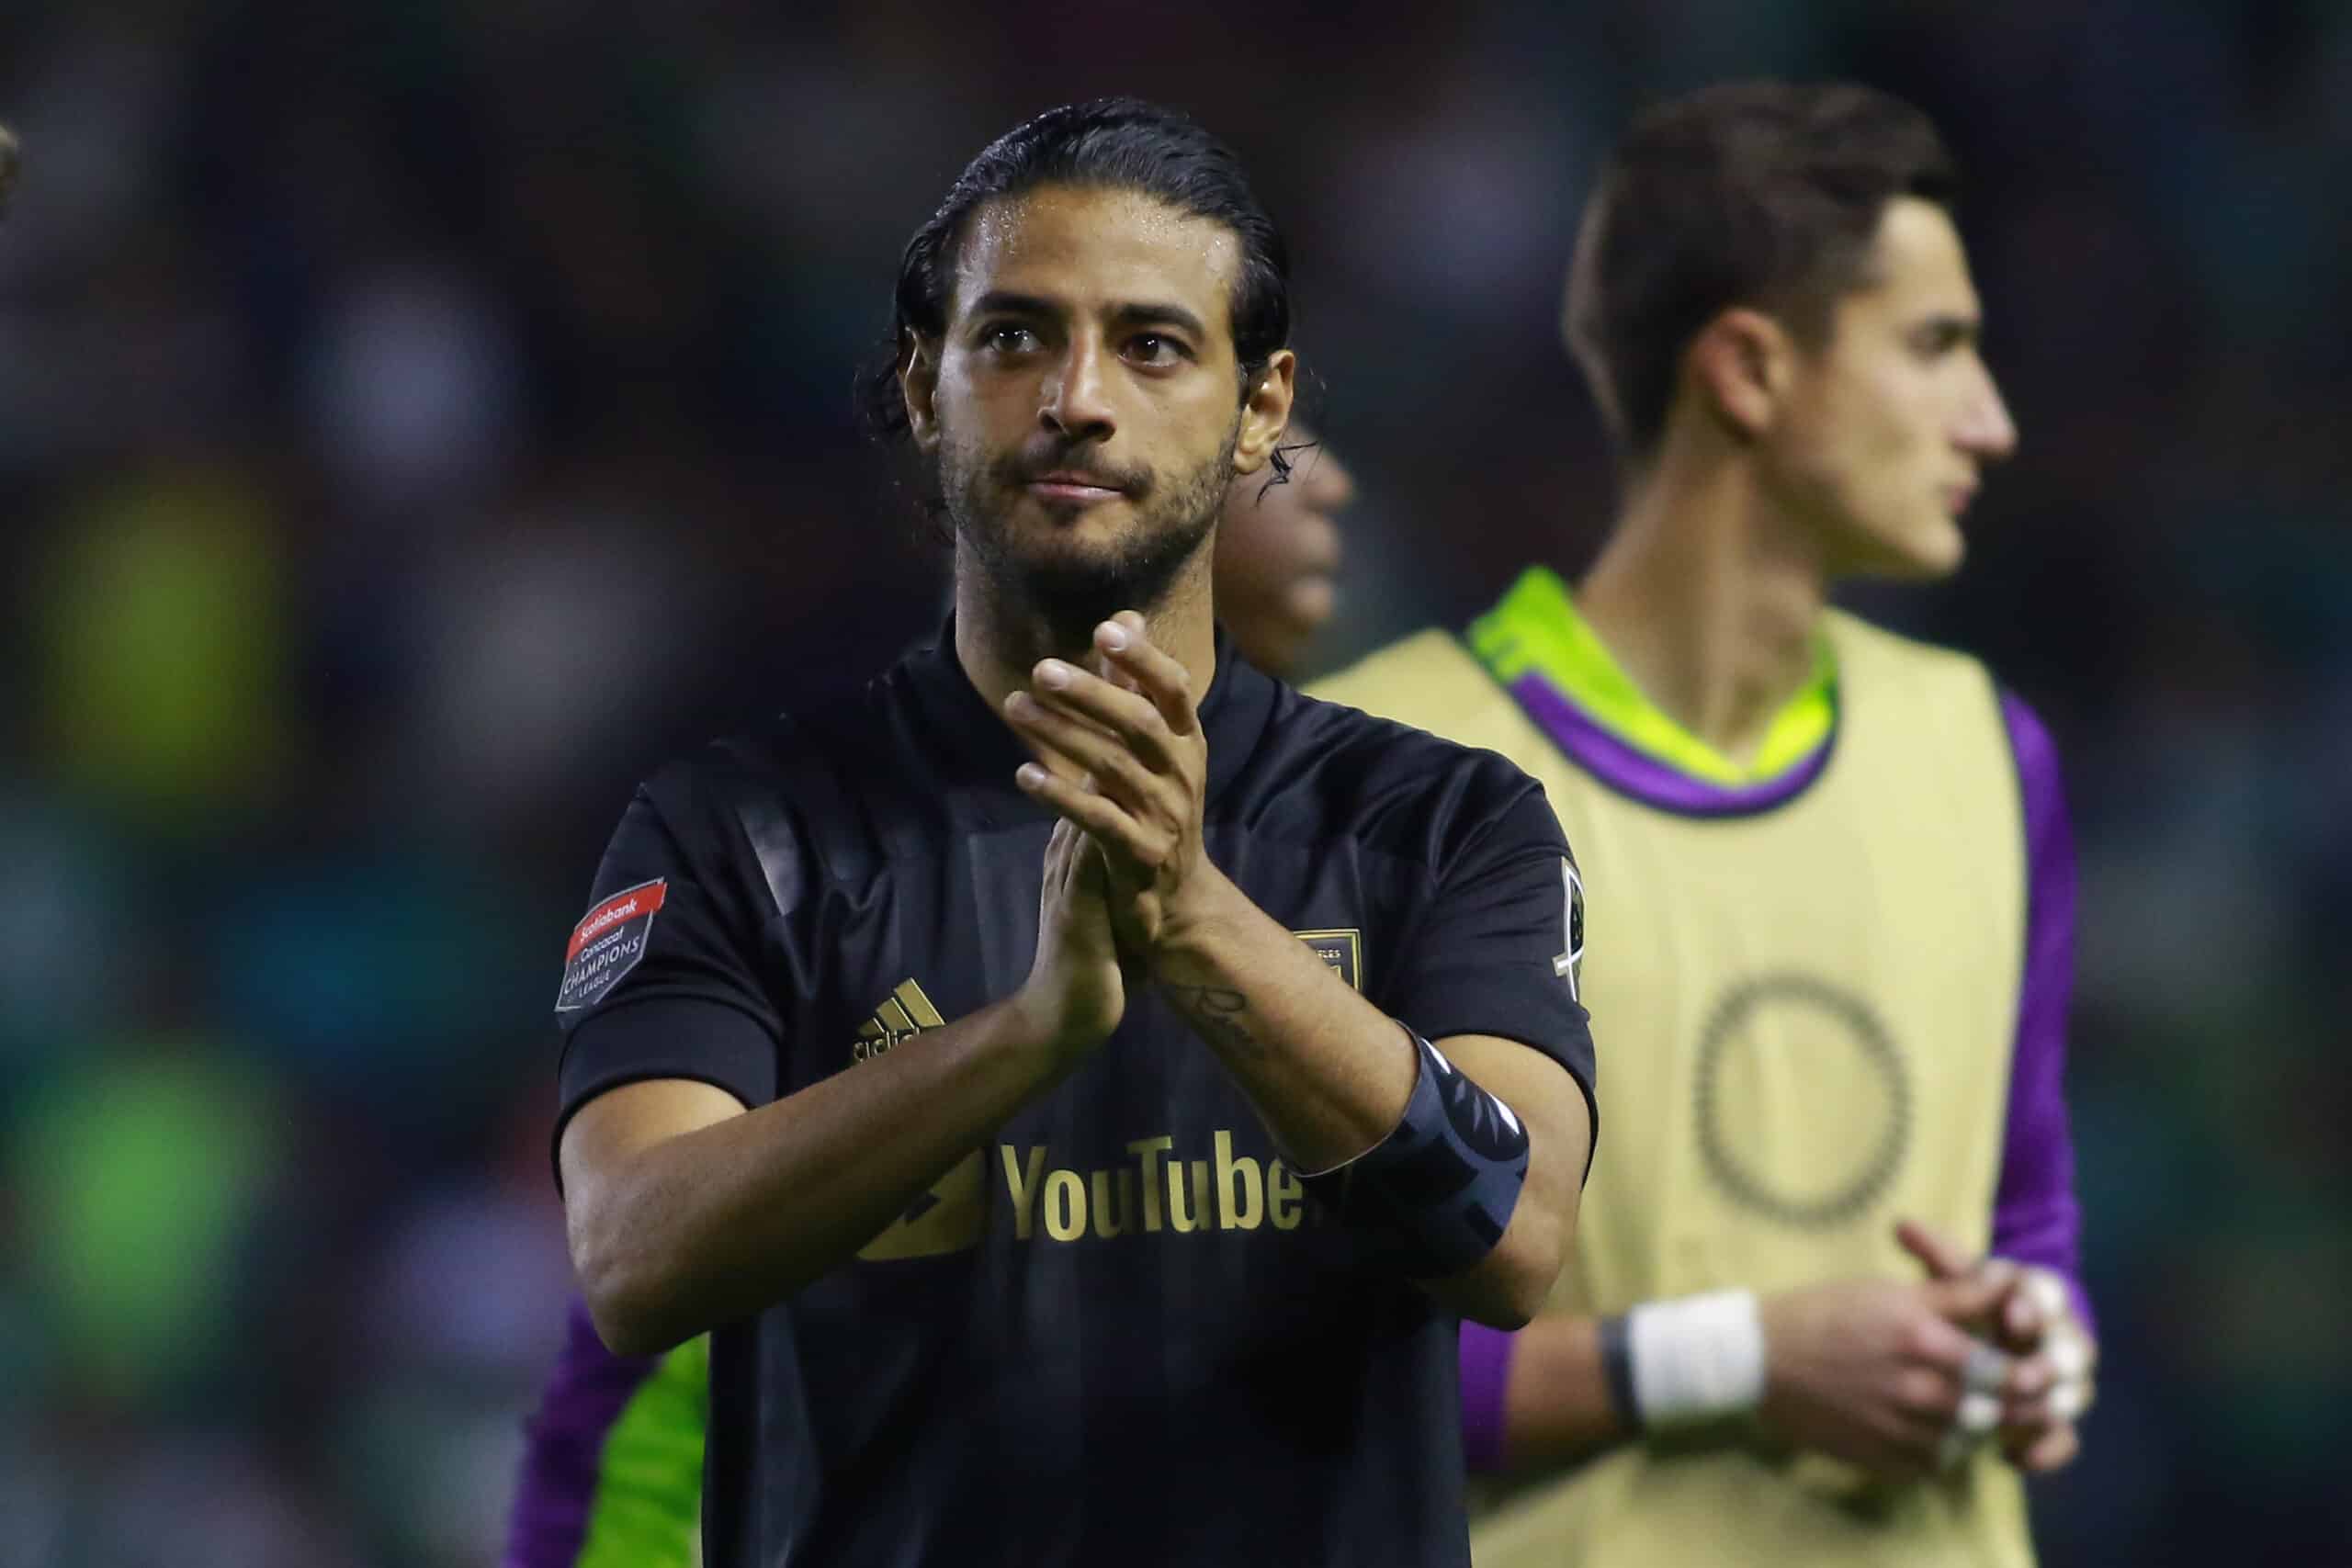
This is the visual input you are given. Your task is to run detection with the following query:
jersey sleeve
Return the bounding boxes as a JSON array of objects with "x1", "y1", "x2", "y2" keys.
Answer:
[
  {"x1": 1990, "y1": 692, "x2": 2095, "y2": 1335},
  {"x1": 1455, "y1": 1320, "x2": 1517, "y2": 1473},
  {"x1": 552, "y1": 780, "x2": 783, "y2": 1166},
  {"x1": 1387, "y1": 772, "x2": 1598, "y2": 1157},
  {"x1": 504, "y1": 1296, "x2": 704, "y2": 1568}
]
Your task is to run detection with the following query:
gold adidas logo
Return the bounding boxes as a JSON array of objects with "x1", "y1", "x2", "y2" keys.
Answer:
[
  {"x1": 852, "y1": 977, "x2": 986, "y2": 1262},
  {"x1": 853, "y1": 977, "x2": 946, "y2": 1062}
]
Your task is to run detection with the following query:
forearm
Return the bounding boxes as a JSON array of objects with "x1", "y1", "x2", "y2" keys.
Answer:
[
  {"x1": 1481, "y1": 1288, "x2": 1805, "y2": 1469},
  {"x1": 1400, "y1": 1024, "x2": 1585, "y2": 1325},
  {"x1": 1486, "y1": 1314, "x2": 1630, "y2": 1467},
  {"x1": 1004, "y1": 627, "x2": 1584, "y2": 1320},
  {"x1": 1151, "y1": 869, "x2": 1416, "y2": 1170},
  {"x1": 568, "y1": 995, "x2": 1062, "y2": 1352},
  {"x1": 1153, "y1": 873, "x2": 1577, "y2": 1324}
]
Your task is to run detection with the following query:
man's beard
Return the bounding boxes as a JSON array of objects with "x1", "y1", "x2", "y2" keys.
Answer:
[{"x1": 944, "y1": 419, "x2": 1238, "y2": 642}]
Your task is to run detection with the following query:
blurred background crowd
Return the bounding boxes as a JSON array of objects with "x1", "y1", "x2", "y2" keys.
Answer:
[{"x1": 1, "y1": 1, "x2": 2346, "y2": 1562}]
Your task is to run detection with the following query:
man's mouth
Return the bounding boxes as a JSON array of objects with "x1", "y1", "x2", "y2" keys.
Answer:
[{"x1": 1024, "y1": 470, "x2": 1128, "y2": 504}]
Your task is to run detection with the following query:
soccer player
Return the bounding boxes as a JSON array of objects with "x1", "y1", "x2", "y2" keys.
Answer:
[
  {"x1": 503, "y1": 432, "x2": 1360, "y2": 1568},
  {"x1": 548, "y1": 97, "x2": 1594, "y2": 1568},
  {"x1": 0, "y1": 124, "x2": 18, "y2": 213},
  {"x1": 1309, "y1": 82, "x2": 2094, "y2": 1566}
]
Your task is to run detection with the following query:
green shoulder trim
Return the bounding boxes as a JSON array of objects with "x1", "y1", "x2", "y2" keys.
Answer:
[{"x1": 1467, "y1": 565, "x2": 1836, "y2": 785}]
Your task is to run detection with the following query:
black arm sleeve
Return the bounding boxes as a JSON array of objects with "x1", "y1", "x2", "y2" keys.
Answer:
[
  {"x1": 1385, "y1": 778, "x2": 1598, "y2": 1168},
  {"x1": 550, "y1": 786, "x2": 783, "y2": 1174}
]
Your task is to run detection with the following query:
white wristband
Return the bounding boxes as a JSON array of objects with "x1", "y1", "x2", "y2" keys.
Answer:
[{"x1": 1626, "y1": 1289, "x2": 1768, "y2": 1427}]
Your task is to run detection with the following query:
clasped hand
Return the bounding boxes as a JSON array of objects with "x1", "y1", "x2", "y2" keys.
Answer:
[
  {"x1": 1004, "y1": 611, "x2": 1221, "y2": 960},
  {"x1": 1757, "y1": 1220, "x2": 2096, "y2": 1483},
  {"x1": 1895, "y1": 1219, "x2": 2097, "y2": 1473}
]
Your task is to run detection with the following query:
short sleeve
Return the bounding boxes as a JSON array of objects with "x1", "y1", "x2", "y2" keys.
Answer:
[
  {"x1": 1387, "y1": 777, "x2": 1598, "y2": 1151},
  {"x1": 552, "y1": 787, "x2": 783, "y2": 1167}
]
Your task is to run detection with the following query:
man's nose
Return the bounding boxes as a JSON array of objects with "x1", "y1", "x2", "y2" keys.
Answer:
[
  {"x1": 1956, "y1": 360, "x2": 2018, "y2": 464},
  {"x1": 1041, "y1": 338, "x2": 1116, "y2": 442}
]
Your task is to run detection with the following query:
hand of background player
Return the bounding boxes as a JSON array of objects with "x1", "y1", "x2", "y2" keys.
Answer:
[
  {"x1": 1896, "y1": 1219, "x2": 2096, "y2": 1473},
  {"x1": 1011, "y1": 818, "x2": 1128, "y2": 1059},
  {"x1": 1755, "y1": 1272, "x2": 2030, "y2": 1483},
  {"x1": 1004, "y1": 611, "x2": 1219, "y2": 962}
]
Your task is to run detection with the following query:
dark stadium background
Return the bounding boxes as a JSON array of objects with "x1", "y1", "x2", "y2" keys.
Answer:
[{"x1": 0, "y1": 2, "x2": 2345, "y2": 1563}]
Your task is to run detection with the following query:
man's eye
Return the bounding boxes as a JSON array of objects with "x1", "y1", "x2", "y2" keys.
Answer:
[
  {"x1": 984, "y1": 324, "x2": 1037, "y2": 353},
  {"x1": 1912, "y1": 322, "x2": 1968, "y2": 358},
  {"x1": 1128, "y1": 334, "x2": 1185, "y2": 366}
]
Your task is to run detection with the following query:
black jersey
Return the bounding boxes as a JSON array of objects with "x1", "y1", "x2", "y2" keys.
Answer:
[{"x1": 553, "y1": 623, "x2": 1598, "y2": 1568}]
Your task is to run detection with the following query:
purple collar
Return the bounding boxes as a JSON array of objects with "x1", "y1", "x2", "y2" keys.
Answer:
[{"x1": 1505, "y1": 670, "x2": 1836, "y2": 818}]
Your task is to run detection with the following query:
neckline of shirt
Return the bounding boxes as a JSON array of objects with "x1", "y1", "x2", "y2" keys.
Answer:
[{"x1": 1466, "y1": 566, "x2": 1839, "y2": 817}]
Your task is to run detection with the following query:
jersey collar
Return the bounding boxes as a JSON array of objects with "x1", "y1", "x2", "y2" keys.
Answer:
[
  {"x1": 1466, "y1": 566, "x2": 1838, "y2": 817},
  {"x1": 901, "y1": 615, "x2": 1277, "y2": 822}
]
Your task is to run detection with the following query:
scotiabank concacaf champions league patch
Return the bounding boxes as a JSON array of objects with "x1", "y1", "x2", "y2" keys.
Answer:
[{"x1": 556, "y1": 879, "x2": 666, "y2": 1011}]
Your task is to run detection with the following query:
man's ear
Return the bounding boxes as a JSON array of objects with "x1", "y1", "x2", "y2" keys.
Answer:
[
  {"x1": 900, "y1": 332, "x2": 942, "y2": 451},
  {"x1": 1232, "y1": 348, "x2": 1297, "y2": 475},
  {"x1": 1685, "y1": 307, "x2": 1792, "y2": 442}
]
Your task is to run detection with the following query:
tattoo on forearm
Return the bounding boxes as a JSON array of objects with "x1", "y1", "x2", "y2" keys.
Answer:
[{"x1": 1165, "y1": 983, "x2": 1263, "y2": 1056}]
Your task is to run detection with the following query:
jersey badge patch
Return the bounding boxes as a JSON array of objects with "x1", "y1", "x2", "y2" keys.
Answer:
[
  {"x1": 1553, "y1": 858, "x2": 1585, "y2": 1000},
  {"x1": 1294, "y1": 929, "x2": 1363, "y2": 992},
  {"x1": 555, "y1": 878, "x2": 667, "y2": 1012}
]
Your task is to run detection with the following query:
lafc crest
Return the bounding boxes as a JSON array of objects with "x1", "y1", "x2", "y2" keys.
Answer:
[{"x1": 1293, "y1": 929, "x2": 1363, "y2": 991}]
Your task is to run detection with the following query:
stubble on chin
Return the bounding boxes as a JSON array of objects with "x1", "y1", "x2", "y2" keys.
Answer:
[{"x1": 945, "y1": 429, "x2": 1235, "y2": 640}]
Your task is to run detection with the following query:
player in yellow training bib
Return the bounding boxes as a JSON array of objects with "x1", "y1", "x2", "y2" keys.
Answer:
[{"x1": 1311, "y1": 81, "x2": 2094, "y2": 1568}]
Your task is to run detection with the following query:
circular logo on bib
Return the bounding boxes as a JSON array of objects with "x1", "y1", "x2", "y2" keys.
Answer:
[{"x1": 1691, "y1": 974, "x2": 1911, "y2": 1230}]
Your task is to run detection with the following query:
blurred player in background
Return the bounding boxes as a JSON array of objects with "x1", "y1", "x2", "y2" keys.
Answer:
[
  {"x1": 503, "y1": 430, "x2": 1357, "y2": 1568},
  {"x1": 548, "y1": 92, "x2": 1591, "y2": 1568},
  {"x1": 1213, "y1": 423, "x2": 1352, "y2": 674},
  {"x1": 1312, "y1": 81, "x2": 2094, "y2": 1566},
  {"x1": 0, "y1": 124, "x2": 18, "y2": 214}
]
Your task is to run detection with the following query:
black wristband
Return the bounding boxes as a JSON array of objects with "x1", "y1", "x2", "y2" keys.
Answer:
[
  {"x1": 1296, "y1": 1025, "x2": 1531, "y2": 1277},
  {"x1": 1598, "y1": 1312, "x2": 1643, "y2": 1430}
]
